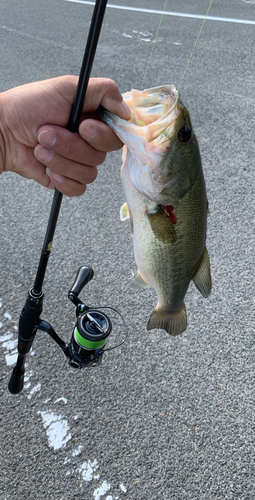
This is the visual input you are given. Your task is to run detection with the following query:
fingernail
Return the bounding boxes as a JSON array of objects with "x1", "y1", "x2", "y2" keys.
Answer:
[
  {"x1": 38, "y1": 130, "x2": 56, "y2": 147},
  {"x1": 121, "y1": 100, "x2": 131, "y2": 118},
  {"x1": 34, "y1": 146, "x2": 53, "y2": 163},
  {"x1": 80, "y1": 123, "x2": 97, "y2": 140},
  {"x1": 46, "y1": 167, "x2": 64, "y2": 184}
]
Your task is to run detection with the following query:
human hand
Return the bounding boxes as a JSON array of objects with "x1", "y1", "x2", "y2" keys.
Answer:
[{"x1": 0, "y1": 76, "x2": 130, "y2": 196}]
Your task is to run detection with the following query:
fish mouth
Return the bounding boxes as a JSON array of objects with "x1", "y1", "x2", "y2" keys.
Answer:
[
  {"x1": 98, "y1": 85, "x2": 182, "y2": 151},
  {"x1": 123, "y1": 85, "x2": 182, "y2": 146},
  {"x1": 123, "y1": 85, "x2": 179, "y2": 126},
  {"x1": 98, "y1": 86, "x2": 186, "y2": 201}
]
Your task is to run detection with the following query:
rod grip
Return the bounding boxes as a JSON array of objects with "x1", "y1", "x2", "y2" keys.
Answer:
[
  {"x1": 8, "y1": 290, "x2": 43, "y2": 393},
  {"x1": 8, "y1": 354, "x2": 25, "y2": 394}
]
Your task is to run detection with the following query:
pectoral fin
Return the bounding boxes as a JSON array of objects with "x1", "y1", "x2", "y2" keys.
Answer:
[
  {"x1": 120, "y1": 202, "x2": 130, "y2": 221},
  {"x1": 188, "y1": 247, "x2": 212, "y2": 298},
  {"x1": 120, "y1": 201, "x2": 133, "y2": 235},
  {"x1": 147, "y1": 209, "x2": 176, "y2": 244},
  {"x1": 207, "y1": 199, "x2": 210, "y2": 215}
]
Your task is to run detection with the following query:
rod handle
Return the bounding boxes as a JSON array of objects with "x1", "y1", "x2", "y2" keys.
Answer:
[{"x1": 8, "y1": 354, "x2": 25, "y2": 394}]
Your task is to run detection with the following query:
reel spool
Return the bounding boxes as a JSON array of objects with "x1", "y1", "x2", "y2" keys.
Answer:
[{"x1": 69, "y1": 310, "x2": 112, "y2": 368}]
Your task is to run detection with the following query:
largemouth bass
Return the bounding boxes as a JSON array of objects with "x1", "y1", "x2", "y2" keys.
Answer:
[{"x1": 100, "y1": 85, "x2": 211, "y2": 336}]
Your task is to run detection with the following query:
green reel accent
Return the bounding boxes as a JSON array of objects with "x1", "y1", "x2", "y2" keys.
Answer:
[{"x1": 74, "y1": 327, "x2": 107, "y2": 350}]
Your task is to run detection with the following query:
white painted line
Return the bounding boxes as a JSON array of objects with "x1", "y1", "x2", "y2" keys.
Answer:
[{"x1": 65, "y1": 1, "x2": 255, "y2": 25}]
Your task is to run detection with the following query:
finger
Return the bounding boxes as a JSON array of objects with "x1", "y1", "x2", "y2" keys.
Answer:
[
  {"x1": 34, "y1": 145, "x2": 98, "y2": 185},
  {"x1": 82, "y1": 78, "x2": 131, "y2": 119},
  {"x1": 33, "y1": 146, "x2": 90, "y2": 197},
  {"x1": 46, "y1": 170, "x2": 87, "y2": 197},
  {"x1": 6, "y1": 126, "x2": 89, "y2": 197},
  {"x1": 79, "y1": 118, "x2": 123, "y2": 152},
  {"x1": 37, "y1": 125, "x2": 106, "y2": 166},
  {"x1": 44, "y1": 76, "x2": 130, "y2": 124},
  {"x1": 12, "y1": 157, "x2": 55, "y2": 190}
]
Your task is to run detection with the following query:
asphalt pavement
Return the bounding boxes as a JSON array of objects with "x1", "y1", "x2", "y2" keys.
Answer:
[{"x1": 0, "y1": 0, "x2": 255, "y2": 498}]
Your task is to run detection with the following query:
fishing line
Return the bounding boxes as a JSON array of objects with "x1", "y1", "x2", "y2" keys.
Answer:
[
  {"x1": 140, "y1": 0, "x2": 169, "y2": 90},
  {"x1": 83, "y1": 189, "x2": 115, "y2": 302},
  {"x1": 178, "y1": 0, "x2": 214, "y2": 90},
  {"x1": 139, "y1": 0, "x2": 214, "y2": 91}
]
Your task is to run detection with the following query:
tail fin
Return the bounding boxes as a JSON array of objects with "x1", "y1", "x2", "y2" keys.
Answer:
[{"x1": 147, "y1": 304, "x2": 187, "y2": 336}]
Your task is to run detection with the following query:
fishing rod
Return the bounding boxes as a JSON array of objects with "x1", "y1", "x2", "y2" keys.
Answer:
[{"x1": 8, "y1": 0, "x2": 127, "y2": 394}]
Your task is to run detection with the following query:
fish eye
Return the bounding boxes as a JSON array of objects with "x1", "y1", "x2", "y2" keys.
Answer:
[{"x1": 178, "y1": 125, "x2": 191, "y2": 143}]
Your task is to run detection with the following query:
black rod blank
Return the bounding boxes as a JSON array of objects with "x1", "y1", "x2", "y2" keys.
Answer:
[
  {"x1": 33, "y1": 0, "x2": 108, "y2": 294},
  {"x1": 67, "y1": 0, "x2": 108, "y2": 133}
]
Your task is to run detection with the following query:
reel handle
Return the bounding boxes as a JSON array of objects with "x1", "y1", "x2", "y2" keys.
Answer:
[{"x1": 68, "y1": 266, "x2": 94, "y2": 306}]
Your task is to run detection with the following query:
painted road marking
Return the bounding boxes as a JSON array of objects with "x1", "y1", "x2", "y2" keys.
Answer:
[{"x1": 65, "y1": 1, "x2": 255, "y2": 25}]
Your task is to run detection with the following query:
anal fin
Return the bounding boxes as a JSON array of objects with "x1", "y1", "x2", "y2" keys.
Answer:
[
  {"x1": 190, "y1": 247, "x2": 212, "y2": 298},
  {"x1": 147, "y1": 304, "x2": 187, "y2": 336},
  {"x1": 130, "y1": 270, "x2": 150, "y2": 289}
]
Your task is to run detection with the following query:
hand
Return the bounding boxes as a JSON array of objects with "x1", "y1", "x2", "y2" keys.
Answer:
[{"x1": 0, "y1": 76, "x2": 130, "y2": 196}]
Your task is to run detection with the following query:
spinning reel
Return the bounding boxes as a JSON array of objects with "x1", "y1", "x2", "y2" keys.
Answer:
[{"x1": 8, "y1": 266, "x2": 127, "y2": 394}]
